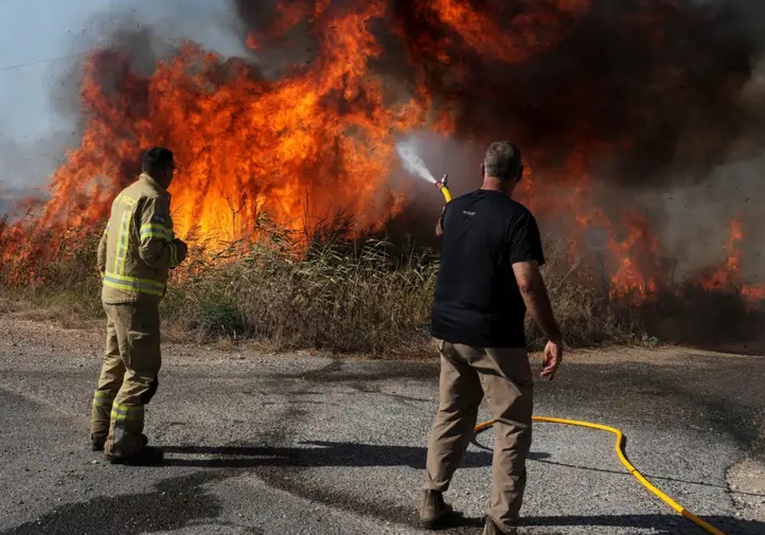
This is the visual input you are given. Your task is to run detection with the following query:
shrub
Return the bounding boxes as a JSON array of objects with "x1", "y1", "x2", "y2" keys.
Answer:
[{"x1": 9, "y1": 215, "x2": 757, "y2": 356}]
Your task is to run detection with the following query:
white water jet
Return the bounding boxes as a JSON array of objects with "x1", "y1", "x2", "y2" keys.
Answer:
[{"x1": 395, "y1": 138, "x2": 436, "y2": 184}]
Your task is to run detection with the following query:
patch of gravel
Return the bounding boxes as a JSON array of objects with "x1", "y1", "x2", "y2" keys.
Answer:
[{"x1": 727, "y1": 458, "x2": 765, "y2": 522}]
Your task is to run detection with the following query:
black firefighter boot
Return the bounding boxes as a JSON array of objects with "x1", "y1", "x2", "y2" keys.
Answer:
[
  {"x1": 92, "y1": 433, "x2": 148, "y2": 452},
  {"x1": 107, "y1": 445, "x2": 164, "y2": 466}
]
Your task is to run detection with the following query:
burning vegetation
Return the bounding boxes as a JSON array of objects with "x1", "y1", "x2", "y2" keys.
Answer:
[{"x1": 1, "y1": 0, "x2": 765, "y2": 351}]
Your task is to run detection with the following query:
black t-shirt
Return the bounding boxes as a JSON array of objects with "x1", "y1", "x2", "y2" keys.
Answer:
[{"x1": 430, "y1": 189, "x2": 545, "y2": 348}]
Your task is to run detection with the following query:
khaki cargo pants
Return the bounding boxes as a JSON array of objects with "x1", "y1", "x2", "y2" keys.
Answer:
[
  {"x1": 90, "y1": 302, "x2": 162, "y2": 458},
  {"x1": 425, "y1": 339, "x2": 533, "y2": 533}
]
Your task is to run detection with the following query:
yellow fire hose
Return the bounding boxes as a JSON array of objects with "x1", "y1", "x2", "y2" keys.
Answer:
[
  {"x1": 435, "y1": 176, "x2": 452, "y2": 203},
  {"x1": 434, "y1": 180, "x2": 726, "y2": 535},
  {"x1": 474, "y1": 418, "x2": 726, "y2": 535}
]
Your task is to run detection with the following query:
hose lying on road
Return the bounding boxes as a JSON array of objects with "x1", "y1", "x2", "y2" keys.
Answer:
[{"x1": 474, "y1": 417, "x2": 727, "y2": 535}]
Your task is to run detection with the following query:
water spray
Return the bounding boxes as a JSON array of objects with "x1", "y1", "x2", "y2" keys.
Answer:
[
  {"x1": 395, "y1": 139, "x2": 435, "y2": 184},
  {"x1": 395, "y1": 139, "x2": 452, "y2": 203}
]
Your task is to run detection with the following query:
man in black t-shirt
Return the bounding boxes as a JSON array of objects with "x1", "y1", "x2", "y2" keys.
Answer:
[{"x1": 419, "y1": 141, "x2": 563, "y2": 535}]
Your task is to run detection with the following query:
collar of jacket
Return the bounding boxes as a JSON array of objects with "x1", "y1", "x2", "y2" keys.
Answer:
[{"x1": 139, "y1": 173, "x2": 171, "y2": 201}]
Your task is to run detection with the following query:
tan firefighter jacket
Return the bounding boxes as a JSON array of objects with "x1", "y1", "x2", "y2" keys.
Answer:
[{"x1": 97, "y1": 173, "x2": 187, "y2": 304}]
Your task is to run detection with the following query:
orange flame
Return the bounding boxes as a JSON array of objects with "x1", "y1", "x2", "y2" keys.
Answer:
[
  {"x1": 429, "y1": 0, "x2": 591, "y2": 63},
  {"x1": 696, "y1": 218, "x2": 765, "y2": 306},
  {"x1": 23, "y1": 2, "x2": 437, "y2": 250},
  {"x1": 0, "y1": 0, "x2": 762, "y2": 310},
  {"x1": 609, "y1": 211, "x2": 661, "y2": 303},
  {"x1": 702, "y1": 219, "x2": 743, "y2": 291}
]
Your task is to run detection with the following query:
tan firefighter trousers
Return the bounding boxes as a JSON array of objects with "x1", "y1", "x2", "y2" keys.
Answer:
[
  {"x1": 90, "y1": 302, "x2": 162, "y2": 458},
  {"x1": 425, "y1": 339, "x2": 533, "y2": 533}
]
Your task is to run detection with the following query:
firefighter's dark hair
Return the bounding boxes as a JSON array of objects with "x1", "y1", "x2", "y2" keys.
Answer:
[
  {"x1": 483, "y1": 141, "x2": 523, "y2": 182},
  {"x1": 142, "y1": 146, "x2": 174, "y2": 173}
]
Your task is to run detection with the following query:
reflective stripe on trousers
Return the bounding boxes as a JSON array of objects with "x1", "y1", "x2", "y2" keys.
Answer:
[
  {"x1": 92, "y1": 390, "x2": 114, "y2": 409},
  {"x1": 110, "y1": 403, "x2": 146, "y2": 458}
]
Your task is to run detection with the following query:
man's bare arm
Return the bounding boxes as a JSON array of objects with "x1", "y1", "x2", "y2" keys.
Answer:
[
  {"x1": 512, "y1": 260, "x2": 561, "y2": 342},
  {"x1": 435, "y1": 206, "x2": 446, "y2": 238}
]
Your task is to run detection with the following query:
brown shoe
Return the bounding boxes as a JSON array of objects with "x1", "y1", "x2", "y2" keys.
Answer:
[
  {"x1": 482, "y1": 516, "x2": 519, "y2": 535},
  {"x1": 419, "y1": 490, "x2": 453, "y2": 529}
]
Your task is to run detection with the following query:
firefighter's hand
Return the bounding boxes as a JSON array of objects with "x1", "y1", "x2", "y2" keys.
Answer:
[
  {"x1": 540, "y1": 339, "x2": 562, "y2": 380},
  {"x1": 174, "y1": 239, "x2": 189, "y2": 264}
]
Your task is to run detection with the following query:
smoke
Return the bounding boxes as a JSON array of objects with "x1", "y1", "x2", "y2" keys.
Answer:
[
  {"x1": 9, "y1": 0, "x2": 765, "y2": 285},
  {"x1": 382, "y1": 0, "x2": 765, "y2": 282},
  {"x1": 395, "y1": 1, "x2": 764, "y2": 182},
  {"x1": 0, "y1": 0, "x2": 248, "y2": 216},
  {"x1": 49, "y1": 0, "x2": 765, "y2": 187},
  {"x1": 0, "y1": 133, "x2": 78, "y2": 211}
]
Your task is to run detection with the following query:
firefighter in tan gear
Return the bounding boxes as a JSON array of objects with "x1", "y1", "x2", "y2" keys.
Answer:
[{"x1": 90, "y1": 146, "x2": 188, "y2": 465}]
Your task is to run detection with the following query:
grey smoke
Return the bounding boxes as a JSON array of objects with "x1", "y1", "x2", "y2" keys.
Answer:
[
  {"x1": 0, "y1": 132, "x2": 76, "y2": 197},
  {"x1": 4, "y1": 0, "x2": 765, "y2": 290},
  {"x1": 0, "y1": 0, "x2": 248, "y2": 216}
]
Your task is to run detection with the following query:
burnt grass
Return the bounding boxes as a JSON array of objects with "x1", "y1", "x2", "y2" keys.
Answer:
[{"x1": 0, "y1": 216, "x2": 762, "y2": 357}]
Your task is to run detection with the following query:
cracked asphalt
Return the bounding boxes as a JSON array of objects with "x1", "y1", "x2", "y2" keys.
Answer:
[{"x1": 1, "y1": 317, "x2": 764, "y2": 535}]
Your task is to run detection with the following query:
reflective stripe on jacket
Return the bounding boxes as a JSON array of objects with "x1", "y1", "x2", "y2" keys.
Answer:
[{"x1": 97, "y1": 173, "x2": 186, "y2": 304}]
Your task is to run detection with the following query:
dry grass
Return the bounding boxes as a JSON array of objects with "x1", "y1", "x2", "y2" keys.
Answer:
[
  {"x1": 160, "y1": 216, "x2": 442, "y2": 355},
  {"x1": 528, "y1": 236, "x2": 646, "y2": 348},
  {"x1": 6, "y1": 215, "x2": 741, "y2": 357}
]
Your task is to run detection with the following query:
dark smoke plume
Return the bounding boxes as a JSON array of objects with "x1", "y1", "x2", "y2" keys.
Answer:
[
  {"x1": 231, "y1": 0, "x2": 765, "y2": 280},
  {"x1": 388, "y1": 0, "x2": 765, "y2": 188},
  {"x1": 51, "y1": 0, "x2": 765, "y2": 192},
  {"x1": 230, "y1": 0, "x2": 765, "y2": 189},
  {"x1": 384, "y1": 0, "x2": 765, "y2": 280},
  {"x1": 10, "y1": 0, "x2": 765, "y2": 283}
]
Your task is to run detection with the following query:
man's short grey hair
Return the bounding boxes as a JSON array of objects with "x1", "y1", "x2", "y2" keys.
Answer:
[{"x1": 483, "y1": 141, "x2": 522, "y2": 181}]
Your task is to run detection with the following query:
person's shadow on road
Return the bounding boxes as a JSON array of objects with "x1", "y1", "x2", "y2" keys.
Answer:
[
  {"x1": 0, "y1": 473, "x2": 264, "y2": 535},
  {"x1": 160, "y1": 441, "x2": 551, "y2": 469},
  {"x1": 157, "y1": 443, "x2": 764, "y2": 535}
]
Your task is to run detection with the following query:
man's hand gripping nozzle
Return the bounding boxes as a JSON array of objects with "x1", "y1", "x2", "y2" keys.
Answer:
[{"x1": 434, "y1": 174, "x2": 452, "y2": 203}]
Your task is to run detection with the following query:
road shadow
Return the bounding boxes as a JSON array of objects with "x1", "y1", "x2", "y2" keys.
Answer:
[
  {"x1": 531, "y1": 458, "x2": 765, "y2": 498},
  {"x1": 433, "y1": 513, "x2": 764, "y2": 535},
  {"x1": 519, "y1": 513, "x2": 764, "y2": 535},
  {"x1": 160, "y1": 441, "x2": 551, "y2": 469},
  {"x1": 469, "y1": 433, "x2": 765, "y2": 499},
  {"x1": 376, "y1": 511, "x2": 765, "y2": 535},
  {"x1": 0, "y1": 473, "x2": 262, "y2": 535}
]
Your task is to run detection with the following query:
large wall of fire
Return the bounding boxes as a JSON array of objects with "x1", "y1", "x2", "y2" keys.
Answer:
[{"x1": 3, "y1": 0, "x2": 765, "y2": 302}]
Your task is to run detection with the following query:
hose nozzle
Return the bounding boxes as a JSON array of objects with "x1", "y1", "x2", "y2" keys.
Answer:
[{"x1": 434, "y1": 174, "x2": 452, "y2": 203}]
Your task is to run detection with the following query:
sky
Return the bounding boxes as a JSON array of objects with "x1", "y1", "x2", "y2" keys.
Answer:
[
  {"x1": 0, "y1": 0, "x2": 246, "y2": 190},
  {"x1": 0, "y1": 0, "x2": 112, "y2": 140}
]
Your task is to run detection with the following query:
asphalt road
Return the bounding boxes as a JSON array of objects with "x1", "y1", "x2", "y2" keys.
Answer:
[{"x1": 0, "y1": 318, "x2": 764, "y2": 535}]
